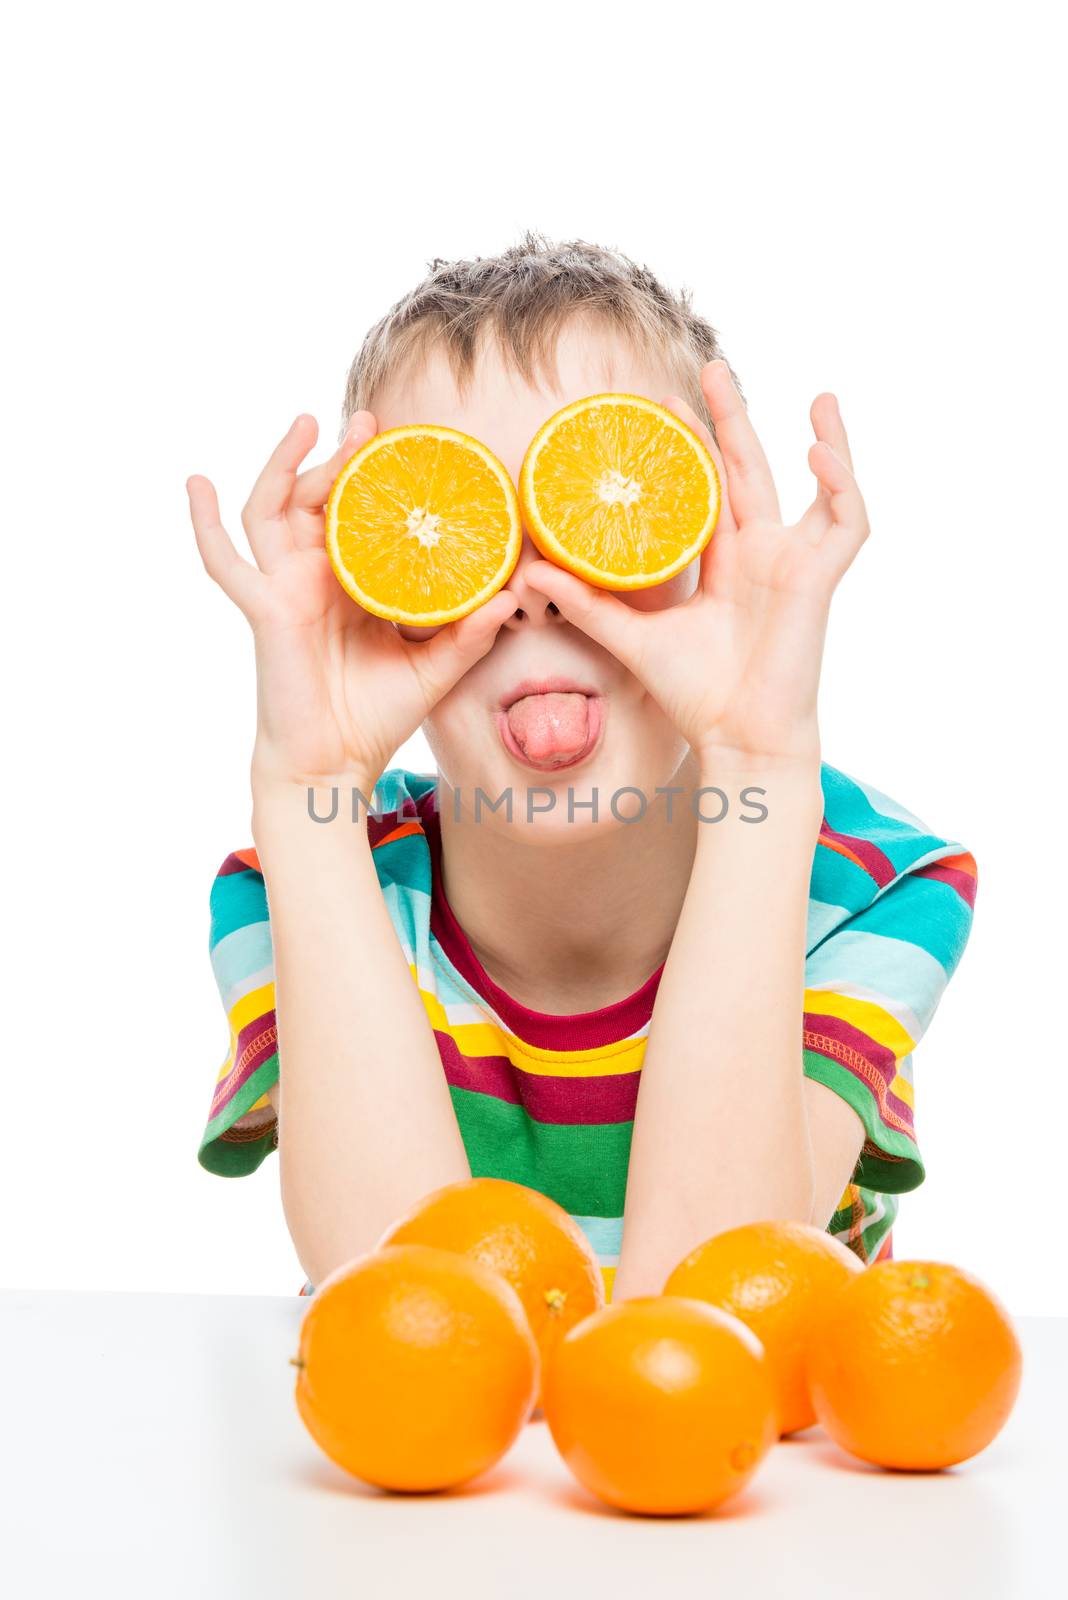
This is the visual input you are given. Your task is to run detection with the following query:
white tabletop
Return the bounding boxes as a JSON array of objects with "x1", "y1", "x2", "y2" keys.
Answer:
[{"x1": 1, "y1": 1290, "x2": 1062, "y2": 1599}]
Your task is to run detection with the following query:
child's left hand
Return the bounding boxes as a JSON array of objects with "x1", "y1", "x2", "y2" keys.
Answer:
[{"x1": 524, "y1": 359, "x2": 870, "y2": 772}]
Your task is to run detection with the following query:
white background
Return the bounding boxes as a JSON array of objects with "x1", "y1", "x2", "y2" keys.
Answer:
[{"x1": 4, "y1": 2, "x2": 1064, "y2": 1313}]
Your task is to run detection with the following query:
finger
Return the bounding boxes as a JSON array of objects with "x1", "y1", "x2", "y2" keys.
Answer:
[
  {"x1": 699, "y1": 359, "x2": 782, "y2": 525},
  {"x1": 288, "y1": 410, "x2": 380, "y2": 551},
  {"x1": 187, "y1": 475, "x2": 265, "y2": 616},
  {"x1": 522, "y1": 561, "x2": 648, "y2": 674},
  {"x1": 241, "y1": 414, "x2": 321, "y2": 570},
  {"x1": 292, "y1": 410, "x2": 378, "y2": 516},
  {"x1": 810, "y1": 391, "x2": 855, "y2": 474},
  {"x1": 409, "y1": 588, "x2": 519, "y2": 700},
  {"x1": 798, "y1": 442, "x2": 870, "y2": 574}
]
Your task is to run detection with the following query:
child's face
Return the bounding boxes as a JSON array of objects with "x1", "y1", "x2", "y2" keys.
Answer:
[{"x1": 371, "y1": 318, "x2": 725, "y2": 834}]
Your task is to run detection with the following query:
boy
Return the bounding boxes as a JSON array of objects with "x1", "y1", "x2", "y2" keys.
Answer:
[{"x1": 187, "y1": 233, "x2": 975, "y2": 1303}]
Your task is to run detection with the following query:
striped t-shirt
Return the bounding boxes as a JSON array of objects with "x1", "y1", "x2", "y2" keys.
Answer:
[{"x1": 198, "y1": 763, "x2": 976, "y2": 1300}]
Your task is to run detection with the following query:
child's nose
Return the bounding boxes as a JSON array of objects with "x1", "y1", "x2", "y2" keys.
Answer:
[{"x1": 498, "y1": 532, "x2": 564, "y2": 631}]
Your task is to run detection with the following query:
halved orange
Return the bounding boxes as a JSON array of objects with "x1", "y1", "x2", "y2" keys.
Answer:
[
  {"x1": 519, "y1": 393, "x2": 721, "y2": 590},
  {"x1": 326, "y1": 425, "x2": 523, "y2": 625}
]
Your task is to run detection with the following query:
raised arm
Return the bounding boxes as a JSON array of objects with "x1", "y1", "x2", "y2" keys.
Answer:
[
  {"x1": 524, "y1": 361, "x2": 872, "y2": 1296},
  {"x1": 187, "y1": 413, "x2": 517, "y2": 1285}
]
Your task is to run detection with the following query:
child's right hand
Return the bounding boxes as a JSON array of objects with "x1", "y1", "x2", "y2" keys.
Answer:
[{"x1": 187, "y1": 412, "x2": 517, "y2": 794}]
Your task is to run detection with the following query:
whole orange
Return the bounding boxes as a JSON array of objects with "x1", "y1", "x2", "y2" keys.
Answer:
[
  {"x1": 663, "y1": 1220, "x2": 864, "y2": 1435},
  {"x1": 542, "y1": 1296, "x2": 778, "y2": 1515},
  {"x1": 292, "y1": 1244, "x2": 538, "y2": 1491},
  {"x1": 377, "y1": 1177, "x2": 604, "y2": 1405},
  {"x1": 805, "y1": 1260, "x2": 1023, "y2": 1470}
]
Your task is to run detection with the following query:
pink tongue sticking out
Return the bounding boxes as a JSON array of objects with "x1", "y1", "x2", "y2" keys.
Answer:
[{"x1": 506, "y1": 692, "x2": 591, "y2": 764}]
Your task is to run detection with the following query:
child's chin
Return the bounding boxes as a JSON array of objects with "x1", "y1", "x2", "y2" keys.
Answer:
[{"x1": 455, "y1": 753, "x2": 659, "y2": 837}]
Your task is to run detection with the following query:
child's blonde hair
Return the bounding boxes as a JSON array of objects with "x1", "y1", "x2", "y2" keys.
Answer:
[{"x1": 339, "y1": 229, "x2": 741, "y2": 444}]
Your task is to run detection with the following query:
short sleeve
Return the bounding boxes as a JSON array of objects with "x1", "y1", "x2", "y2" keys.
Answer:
[
  {"x1": 197, "y1": 849, "x2": 279, "y2": 1177},
  {"x1": 803, "y1": 844, "x2": 977, "y2": 1196}
]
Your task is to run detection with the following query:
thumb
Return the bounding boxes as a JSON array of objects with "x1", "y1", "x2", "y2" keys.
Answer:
[
  {"x1": 291, "y1": 410, "x2": 379, "y2": 511},
  {"x1": 522, "y1": 560, "x2": 646, "y2": 675},
  {"x1": 410, "y1": 587, "x2": 519, "y2": 702}
]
